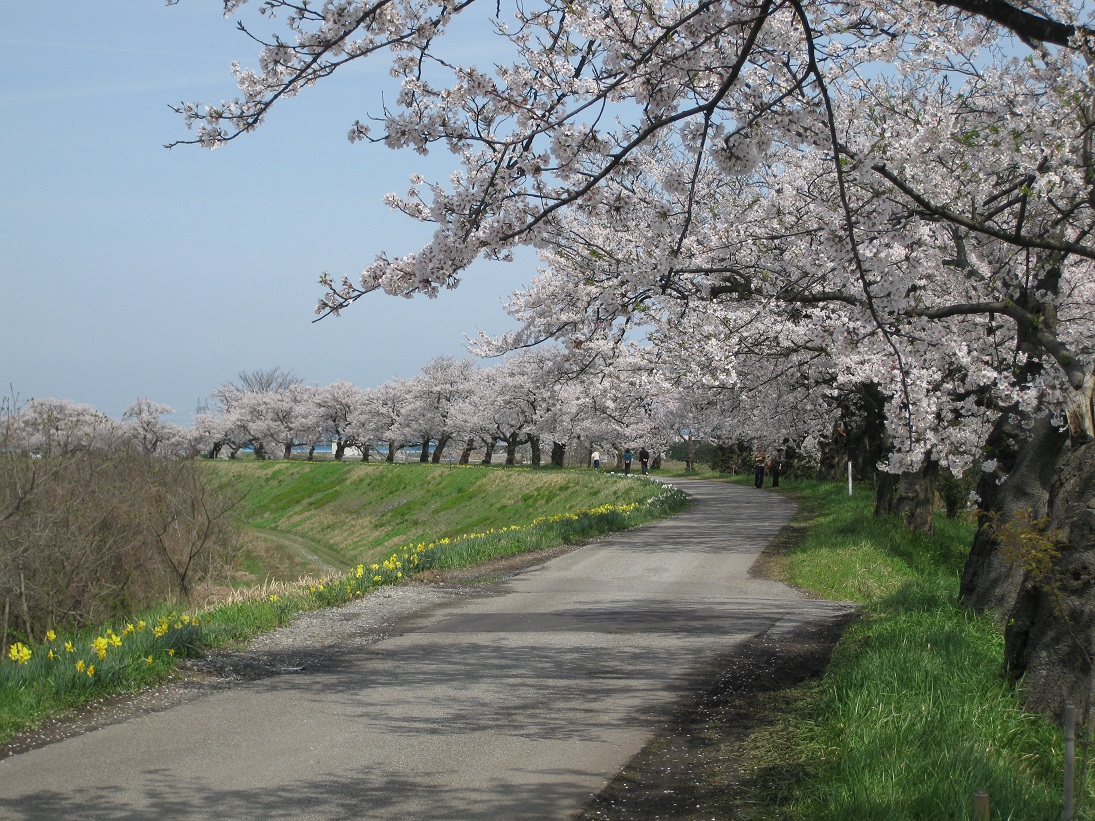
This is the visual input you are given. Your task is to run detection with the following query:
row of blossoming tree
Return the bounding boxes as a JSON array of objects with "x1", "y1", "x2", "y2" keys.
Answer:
[{"x1": 163, "y1": 0, "x2": 1095, "y2": 720}]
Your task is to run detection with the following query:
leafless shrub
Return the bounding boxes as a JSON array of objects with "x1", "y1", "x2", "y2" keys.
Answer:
[{"x1": 0, "y1": 397, "x2": 239, "y2": 647}]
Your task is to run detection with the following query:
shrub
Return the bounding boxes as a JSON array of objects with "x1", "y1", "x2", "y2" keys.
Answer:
[{"x1": 0, "y1": 400, "x2": 239, "y2": 649}]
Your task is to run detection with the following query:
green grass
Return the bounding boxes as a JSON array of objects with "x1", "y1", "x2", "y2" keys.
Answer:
[
  {"x1": 205, "y1": 461, "x2": 672, "y2": 578},
  {"x1": 0, "y1": 463, "x2": 688, "y2": 746},
  {"x1": 749, "y1": 479, "x2": 1076, "y2": 820}
]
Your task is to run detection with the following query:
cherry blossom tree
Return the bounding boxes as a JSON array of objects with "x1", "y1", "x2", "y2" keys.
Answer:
[
  {"x1": 10, "y1": 398, "x2": 118, "y2": 457},
  {"x1": 399, "y1": 356, "x2": 477, "y2": 462},
  {"x1": 122, "y1": 398, "x2": 182, "y2": 456},
  {"x1": 315, "y1": 380, "x2": 368, "y2": 460}
]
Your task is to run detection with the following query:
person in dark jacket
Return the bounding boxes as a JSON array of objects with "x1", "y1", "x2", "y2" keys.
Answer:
[
  {"x1": 768, "y1": 449, "x2": 783, "y2": 488},
  {"x1": 639, "y1": 447, "x2": 650, "y2": 475}
]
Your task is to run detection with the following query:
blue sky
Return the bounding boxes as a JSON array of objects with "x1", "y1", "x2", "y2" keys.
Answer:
[{"x1": 1, "y1": 2, "x2": 532, "y2": 423}]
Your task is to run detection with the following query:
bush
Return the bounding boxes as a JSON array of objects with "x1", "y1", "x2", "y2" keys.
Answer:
[{"x1": 1, "y1": 401, "x2": 239, "y2": 647}]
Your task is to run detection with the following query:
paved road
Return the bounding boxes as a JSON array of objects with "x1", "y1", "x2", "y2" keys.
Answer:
[{"x1": 1, "y1": 479, "x2": 854, "y2": 820}]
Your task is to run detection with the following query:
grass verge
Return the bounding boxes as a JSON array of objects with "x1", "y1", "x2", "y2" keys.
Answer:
[
  {"x1": 0, "y1": 466, "x2": 687, "y2": 748},
  {"x1": 750, "y1": 479, "x2": 1077, "y2": 820}
]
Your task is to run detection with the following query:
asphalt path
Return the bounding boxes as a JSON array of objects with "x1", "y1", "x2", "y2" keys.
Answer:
[{"x1": 1, "y1": 478, "x2": 855, "y2": 820}]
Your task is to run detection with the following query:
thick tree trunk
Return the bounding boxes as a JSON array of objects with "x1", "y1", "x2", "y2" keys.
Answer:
[
  {"x1": 874, "y1": 471, "x2": 900, "y2": 517},
  {"x1": 550, "y1": 441, "x2": 565, "y2": 467},
  {"x1": 419, "y1": 434, "x2": 431, "y2": 463},
  {"x1": 530, "y1": 435, "x2": 542, "y2": 467},
  {"x1": 960, "y1": 382, "x2": 1095, "y2": 724},
  {"x1": 481, "y1": 441, "x2": 494, "y2": 464},
  {"x1": 891, "y1": 458, "x2": 939, "y2": 534},
  {"x1": 961, "y1": 410, "x2": 1067, "y2": 616},
  {"x1": 816, "y1": 421, "x2": 849, "y2": 481},
  {"x1": 334, "y1": 441, "x2": 346, "y2": 461},
  {"x1": 431, "y1": 433, "x2": 452, "y2": 463},
  {"x1": 459, "y1": 437, "x2": 474, "y2": 465},
  {"x1": 505, "y1": 433, "x2": 520, "y2": 465},
  {"x1": 1005, "y1": 436, "x2": 1095, "y2": 721}
]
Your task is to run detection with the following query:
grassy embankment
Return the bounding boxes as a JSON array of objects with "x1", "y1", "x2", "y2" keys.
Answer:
[
  {"x1": 210, "y1": 460, "x2": 677, "y2": 582},
  {"x1": 739, "y1": 478, "x2": 1083, "y2": 820},
  {"x1": 0, "y1": 461, "x2": 687, "y2": 747}
]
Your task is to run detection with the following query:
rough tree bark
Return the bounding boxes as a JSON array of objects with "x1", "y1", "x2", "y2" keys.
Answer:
[{"x1": 961, "y1": 381, "x2": 1095, "y2": 724}]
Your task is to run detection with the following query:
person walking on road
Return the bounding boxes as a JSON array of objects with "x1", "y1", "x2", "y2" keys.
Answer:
[
  {"x1": 592, "y1": 450, "x2": 601, "y2": 470},
  {"x1": 753, "y1": 447, "x2": 766, "y2": 488},
  {"x1": 623, "y1": 448, "x2": 633, "y2": 475},
  {"x1": 639, "y1": 447, "x2": 650, "y2": 475}
]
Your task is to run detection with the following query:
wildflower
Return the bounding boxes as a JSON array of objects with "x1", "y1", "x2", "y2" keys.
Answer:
[
  {"x1": 145, "y1": 656, "x2": 154, "y2": 664},
  {"x1": 373, "y1": 575, "x2": 382, "y2": 582},
  {"x1": 137, "y1": 620, "x2": 147, "y2": 631},
  {"x1": 269, "y1": 594, "x2": 279, "y2": 602},
  {"x1": 7, "y1": 642, "x2": 31, "y2": 664},
  {"x1": 75, "y1": 660, "x2": 86, "y2": 672},
  {"x1": 86, "y1": 665, "x2": 95, "y2": 677},
  {"x1": 48, "y1": 650, "x2": 55, "y2": 660},
  {"x1": 64, "y1": 641, "x2": 74, "y2": 653},
  {"x1": 108, "y1": 632, "x2": 122, "y2": 648},
  {"x1": 168, "y1": 648, "x2": 176, "y2": 656},
  {"x1": 45, "y1": 629, "x2": 56, "y2": 642},
  {"x1": 92, "y1": 637, "x2": 110, "y2": 659}
]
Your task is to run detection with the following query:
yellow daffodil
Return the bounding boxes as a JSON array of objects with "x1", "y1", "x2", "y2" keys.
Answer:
[
  {"x1": 86, "y1": 665, "x2": 95, "y2": 677},
  {"x1": 75, "y1": 660, "x2": 85, "y2": 672},
  {"x1": 7, "y1": 642, "x2": 31, "y2": 664},
  {"x1": 45, "y1": 629, "x2": 56, "y2": 642},
  {"x1": 64, "y1": 641, "x2": 74, "y2": 653}
]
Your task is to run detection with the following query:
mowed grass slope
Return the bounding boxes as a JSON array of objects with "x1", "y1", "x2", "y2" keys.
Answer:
[{"x1": 205, "y1": 461, "x2": 668, "y2": 579}]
